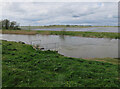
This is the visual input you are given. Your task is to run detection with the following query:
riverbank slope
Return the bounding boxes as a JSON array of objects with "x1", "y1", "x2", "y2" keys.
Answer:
[{"x1": 2, "y1": 40, "x2": 119, "y2": 87}]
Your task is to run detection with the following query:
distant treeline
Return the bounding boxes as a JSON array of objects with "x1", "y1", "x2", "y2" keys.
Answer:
[
  {"x1": 39, "y1": 25, "x2": 118, "y2": 27},
  {"x1": 28, "y1": 25, "x2": 92, "y2": 27},
  {"x1": 21, "y1": 25, "x2": 118, "y2": 30},
  {"x1": 0, "y1": 19, "x2": 21, "y2": 30},
  {"x1": 45, "y1": 25, "x2": 92, "y2": 27},
  {"x1": 21, "y1": 25, "x2": 92, "y2": 30}
]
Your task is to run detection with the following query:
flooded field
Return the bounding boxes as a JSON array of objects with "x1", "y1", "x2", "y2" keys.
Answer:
[
  {"x1": 32, "y1": 27, "x2": 119, "y2": 33},
  {"x1": 1, "y1": 34, "x2": 118, "y2": 58}
]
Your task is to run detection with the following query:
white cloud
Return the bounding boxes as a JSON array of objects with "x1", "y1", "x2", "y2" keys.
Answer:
[
  {"x1": 0, "y1": 0, "x2": 119, "y2": 2},
  {"x1": 1, "y1": 2, "x2": 118, "y2": 26}
]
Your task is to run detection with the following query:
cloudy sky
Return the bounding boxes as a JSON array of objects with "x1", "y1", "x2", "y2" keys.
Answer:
[{"x1": 0, "y1": 2, "x2": 118, "y2": 26}]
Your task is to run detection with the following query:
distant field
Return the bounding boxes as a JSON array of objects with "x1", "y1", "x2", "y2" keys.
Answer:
[
  {"x1": 2, "y1": 40, "x2": 120, "y2": 87},
  {"x1": 20, "y1": 25, "x2": 118, "y2": 30},
  {"x1": 1, "y1": 30, "x2": 120, "y2": 39},
  {"x1": 20, "y1": 25, "x2": 92, "y2": 30}
]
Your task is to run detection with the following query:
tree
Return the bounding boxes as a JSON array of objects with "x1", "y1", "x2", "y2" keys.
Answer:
[
  {"x1": 0, "y1": 20, "x2": 2, "y2": 29},
  {"x1": 0, "y1": 19, "x2": 21, "y2": 30},
  {"x1": 3, "y1": 19, "x2": 10, "y2": 29},
  {"x1": 14, "y1": 23, "x2": 20, "y2": 30},
  {"x1": 10, "y1": 21, "x2": 16, "y2": 29}
]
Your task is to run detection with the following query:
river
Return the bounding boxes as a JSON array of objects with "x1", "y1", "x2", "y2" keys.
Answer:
[
  {"x1": 1, "y1": 34, "x2": 118, "y2": 58},
  {"x1": 32, "y1": 27, "x2": 119, "y2": 33}
]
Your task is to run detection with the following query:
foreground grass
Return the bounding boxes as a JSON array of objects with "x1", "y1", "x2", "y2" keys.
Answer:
[
  {"x1": 1, "y1": 30, "x2": 120, "y2": 39},
  {"x1": 2, "y1": 40, "x2": 119, "y2": 87}
]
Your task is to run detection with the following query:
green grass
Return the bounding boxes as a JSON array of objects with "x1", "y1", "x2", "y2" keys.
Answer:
[
  {"x1": 1, "y1": 30, "x2": 120, "y2": 39},
  {"x1": 2, "y1": 40, "x2": 120, "y2": 87},
  {"x1": 37, "y1": 31, "x2": 120, "y2": 39}
]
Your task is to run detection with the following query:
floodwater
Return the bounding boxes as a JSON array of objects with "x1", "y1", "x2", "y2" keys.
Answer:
[
  {"x1": 33, "y1": 27, "x2": 119, "y2": 33},
  {"x1": 1, "y1": 34, "x2": 118, "y2": 58}
]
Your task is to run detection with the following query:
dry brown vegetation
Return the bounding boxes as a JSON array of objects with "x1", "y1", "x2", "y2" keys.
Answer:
[
  {"x1": 84, "y1": 57, "x2": 119, "y2": 65},
  {"x1": 1, "y1": 30, "x2": 37, "y2": 35}
]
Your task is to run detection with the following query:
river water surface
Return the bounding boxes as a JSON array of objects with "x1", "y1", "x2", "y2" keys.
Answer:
[
  {"x1": 1, "y1": 34, "x2": 118, "y2": 58},
  {"x1": 32, "y1": 27, "x2": 119, "y2": 33}
]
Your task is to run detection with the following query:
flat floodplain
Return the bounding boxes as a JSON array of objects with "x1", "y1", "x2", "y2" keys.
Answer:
[{"x1": 1, "y1": 29, "x2": 120, "y2": 39}]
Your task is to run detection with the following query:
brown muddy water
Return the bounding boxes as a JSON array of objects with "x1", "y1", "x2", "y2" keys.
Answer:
[{"x1": 1, "y1": 34, "x2": 118, "y2": 58}]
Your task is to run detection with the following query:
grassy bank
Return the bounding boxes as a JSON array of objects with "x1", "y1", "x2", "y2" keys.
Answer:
[
  {"x1": 2, "y1": 40, "x2": 119, "y2": 87},
  {"x1": 1, "y1": 30, "x2": 120, "y2": 39}
]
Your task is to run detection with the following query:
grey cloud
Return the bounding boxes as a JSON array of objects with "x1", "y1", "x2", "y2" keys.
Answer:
[{"x1": 1, "y1": 2, "x2": 118, "y2": 26}]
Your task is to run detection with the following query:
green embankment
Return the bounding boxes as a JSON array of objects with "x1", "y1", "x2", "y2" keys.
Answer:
[
  {"x1": 2, "y1": 40, "x2": 120, "y2": 87},
  {"x1": 1, "y1": 30, "x2": 120, "y2": 39},
  {"x1": 37, "y1": 30, "x2": 120, "y2": 39}
]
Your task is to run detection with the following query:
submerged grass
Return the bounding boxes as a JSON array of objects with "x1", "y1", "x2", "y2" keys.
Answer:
[
  {"x1": 1, "y1": 30, "x2": 120, "y2": 39},
  {"x1": 2, "y1": 40, "x2": 120, "y2": 87}
]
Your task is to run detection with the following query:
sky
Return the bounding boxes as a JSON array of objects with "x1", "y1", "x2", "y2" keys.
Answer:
[{"x1": 0, "y1": 2, "x2": 118, "y2": 26}]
